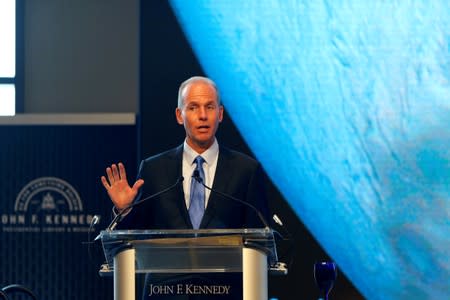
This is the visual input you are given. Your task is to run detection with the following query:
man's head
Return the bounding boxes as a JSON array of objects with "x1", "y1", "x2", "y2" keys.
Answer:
[{"x1": 176, "y1": 76, "x2": 224, "y2": 153}]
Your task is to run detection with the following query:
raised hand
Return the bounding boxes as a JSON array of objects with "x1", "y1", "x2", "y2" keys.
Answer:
[{"x1": 101, "y1": 162, "x2": 144, "y2": 211}]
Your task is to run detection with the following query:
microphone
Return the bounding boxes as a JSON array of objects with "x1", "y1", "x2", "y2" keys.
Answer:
[
  {"x1": 106, "y1": 176, "x2": 184, "y2": 231},
  {"x1": 192, "y1": 170, "x2": 270, "y2": 229},
  {"x1": 270, "y1": 213, "x2": 294, "y2": 274},
  {"x1": 272, "y1": 213, "x2": 292, "y2": 240},
  {"x1": 272, "y1": 214, "x2": 283, "y2": 226},
  {"x1": 92, "y1": 215, "x2": 100, "y2": 226}
]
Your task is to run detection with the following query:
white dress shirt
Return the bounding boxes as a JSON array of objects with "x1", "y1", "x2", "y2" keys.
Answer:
[{"x1": 182, "y1": 139, "x2": 219, "y2": 209}]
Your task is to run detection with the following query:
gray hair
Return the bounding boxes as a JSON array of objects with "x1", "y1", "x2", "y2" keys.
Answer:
[{"x1": 177, "y1": 76, "x2": 221, "y2": 108}]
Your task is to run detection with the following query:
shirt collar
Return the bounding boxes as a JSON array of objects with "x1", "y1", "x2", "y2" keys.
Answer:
[{"x1": 183, "y1": 138, "x2": 219, "y2": 165}]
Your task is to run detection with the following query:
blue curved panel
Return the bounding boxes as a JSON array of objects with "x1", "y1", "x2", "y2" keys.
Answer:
[{"x1": 170, "y1": 1, "x2": 450, "y2": 299}]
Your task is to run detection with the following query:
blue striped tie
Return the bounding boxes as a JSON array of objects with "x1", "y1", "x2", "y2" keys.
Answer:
[{"x1": 189, "y1": 156, "x2": 205, "y2": 229}]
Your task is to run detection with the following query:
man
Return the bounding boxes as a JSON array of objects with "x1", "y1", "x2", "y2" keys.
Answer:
[{"x1": 101, "y1": 76, "x2": 269, "y2": 298}]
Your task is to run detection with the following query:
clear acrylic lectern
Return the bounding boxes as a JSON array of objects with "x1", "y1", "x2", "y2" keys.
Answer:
[{"x1": 97, "y1": 228, "x2": 281, "y2": 300}]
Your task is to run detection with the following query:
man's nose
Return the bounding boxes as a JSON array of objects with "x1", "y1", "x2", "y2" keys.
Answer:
[{"x1": 198, "y1": 107, "x2": 207, "y2": 119}]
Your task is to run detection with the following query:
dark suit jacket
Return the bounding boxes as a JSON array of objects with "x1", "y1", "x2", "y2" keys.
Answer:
[{"x1": 118, "y1": 144, "x2": 269, "y2": 230}]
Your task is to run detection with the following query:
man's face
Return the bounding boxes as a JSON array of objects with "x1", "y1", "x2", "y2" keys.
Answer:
[{"x1": 176, "y1": 81, "x2": 223, "y2": 153}]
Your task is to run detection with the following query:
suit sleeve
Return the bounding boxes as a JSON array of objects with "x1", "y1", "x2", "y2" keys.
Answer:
[{"x1": 244, "y1": 163, "x2": 271, "y2": 228}]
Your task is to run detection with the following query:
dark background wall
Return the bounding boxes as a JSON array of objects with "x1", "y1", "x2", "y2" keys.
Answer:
[{"x1": 23, "y1": 0, "x2": 139, "y2": 113}]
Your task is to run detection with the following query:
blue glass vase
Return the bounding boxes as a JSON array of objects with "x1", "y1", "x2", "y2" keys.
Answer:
[{"x1": 314, "y1": 261, "x2": 337, "y2": 300}]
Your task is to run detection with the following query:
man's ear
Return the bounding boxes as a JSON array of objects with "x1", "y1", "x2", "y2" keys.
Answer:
[
  {"x1": 175, "y1": 108, "x2": 184, "y2": 125},
  {"x1": 218, "y1": 105, "x2": 224, "y2": 123}
]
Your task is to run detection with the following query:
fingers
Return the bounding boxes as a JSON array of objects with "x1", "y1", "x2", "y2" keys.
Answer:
[
  {"x1": 111, "y1": 164, "x2": 120, "y2": 181},
  {"x1": 118, "y1": 162, "x2": 127, "y2": 180},
  {"x1": 101, "y1": 176, "x2": 110, "y2": 189},
  {"x1": 132, "y1": 179, "x2": 145, "y2": 192},
  {"x1": 106, "y1": 166, "x2": 114, "y2": 184},
  {"x1": 105, "y1": 162, "x2": 125, "y2": 185}
]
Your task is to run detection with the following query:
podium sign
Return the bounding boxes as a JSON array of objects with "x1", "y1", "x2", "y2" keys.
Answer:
[{"x1": 97, "y1": 229, "x2": 279, "y2": 300}]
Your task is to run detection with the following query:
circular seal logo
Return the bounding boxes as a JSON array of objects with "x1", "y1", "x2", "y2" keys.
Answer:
[{"x1": 15, "y1": 177, "x2": 83, "y2": 213}]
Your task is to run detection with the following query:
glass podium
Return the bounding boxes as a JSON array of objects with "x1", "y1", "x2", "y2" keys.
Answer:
[{"x1": 97, "y1": 228, "x2": 283, "y2": 300}]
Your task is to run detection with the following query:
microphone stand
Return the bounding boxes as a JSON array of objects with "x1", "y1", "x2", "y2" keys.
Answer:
[
  {"x1": 192, "y1": 171, "x2": 270, "y2": 229},
  {"x1": 106, "y1": 176, "x2": 184, "y2": 231}
]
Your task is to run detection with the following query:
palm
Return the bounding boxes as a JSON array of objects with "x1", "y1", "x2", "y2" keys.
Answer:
[
  {"x1": 107, "y1": 179, "x2": 138, "y2": 209},
  {"x1": 101, "y1": 163, "x2": 144, "y2": 211}
]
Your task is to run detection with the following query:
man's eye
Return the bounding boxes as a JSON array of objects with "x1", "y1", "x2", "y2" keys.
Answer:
[{"x1": 207, "y1": 105, "x2": 215, "y2": 110}]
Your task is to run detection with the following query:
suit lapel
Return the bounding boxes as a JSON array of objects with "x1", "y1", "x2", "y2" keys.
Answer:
[
  {"x1": 171, "y1": 145, "x2": 193, "y2": 228},
  {"x1": 200, "y1": 146, "x2": 231, "y2": 228}
]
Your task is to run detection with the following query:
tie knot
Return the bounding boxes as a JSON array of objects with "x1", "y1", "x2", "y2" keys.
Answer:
[{"x1": 194, "y1": 156, "x2": 205, "y2": 166}]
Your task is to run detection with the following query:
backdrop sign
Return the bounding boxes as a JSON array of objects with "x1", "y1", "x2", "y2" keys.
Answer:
[
  {"x1": 0, "y1": 114, "x2": 137, "y2": 300},
  {"x1": 4, "y1": 176, "x2": 91, "y2": 233}
]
